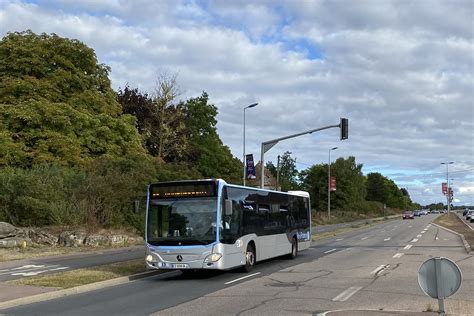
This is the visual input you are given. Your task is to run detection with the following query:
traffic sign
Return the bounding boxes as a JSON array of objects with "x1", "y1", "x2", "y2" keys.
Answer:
[
  {"x1": 330, "y1": 177, "x2": 336, "y2": 191},
  {"x1": 418, "y1": 257, "x2": 462, "y2": 315}
]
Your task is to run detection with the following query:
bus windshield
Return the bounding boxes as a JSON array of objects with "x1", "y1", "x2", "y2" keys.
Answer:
[{"x1": 147, "y1": 198, "x2": 218, "y2": 246}]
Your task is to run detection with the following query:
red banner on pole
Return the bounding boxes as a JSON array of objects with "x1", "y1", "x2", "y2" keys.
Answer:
[
  {"x1": 330, "y1": 177, "x2": 336, "y2": 191},
  {"x1": 442, "y1": 182, "x2": 447, "y2": 194}
]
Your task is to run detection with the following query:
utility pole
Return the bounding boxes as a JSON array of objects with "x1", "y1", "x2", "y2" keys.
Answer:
[
  {"x1": 441, "y1": 162, "x2": 454, "y2": 213},
  {"x1": 242, "y1": 103, "x2": 258, "y2": 185},
  {"x1": 328, "y1": 147, "x2": 338, "y2": 218}
]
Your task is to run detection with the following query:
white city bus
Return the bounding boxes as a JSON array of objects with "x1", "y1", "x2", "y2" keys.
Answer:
[{"x1": 145, "y1": 179, "x2": 311, "y2": 272}]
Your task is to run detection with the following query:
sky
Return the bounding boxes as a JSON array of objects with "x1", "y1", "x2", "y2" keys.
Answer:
[{"x1": 1, "y1": 0, "x2": 473, "y2": 206}]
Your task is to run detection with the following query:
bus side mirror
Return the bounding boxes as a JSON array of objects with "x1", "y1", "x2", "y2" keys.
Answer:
[{"x1": 224, "y1": 199, "x2": 233, "y2": 216}]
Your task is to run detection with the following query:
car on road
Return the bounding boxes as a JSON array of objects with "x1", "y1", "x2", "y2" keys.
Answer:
[
  {"x1": 402, "y1": 211, "x2": 414, "y2": 219},
  {"x1": 463, "y1": 209, "x2": 471, "y2": 216},
  {"x1": 466, "y1": 211, "x2": 474, "y2": 221},
  {"x1": 414, "y1": 211, "x2": 422, "y2": 216}
]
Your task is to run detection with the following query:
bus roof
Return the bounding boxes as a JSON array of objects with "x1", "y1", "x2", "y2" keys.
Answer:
[{"x1": 287, "y1": 190, "x2": 310, "y2": 198}]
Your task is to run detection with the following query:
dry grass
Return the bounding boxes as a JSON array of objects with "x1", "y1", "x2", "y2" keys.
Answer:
[
  {"x1": 0, "y1": 242, "x2": 142, "y2": 262},
  {"x1": 8, "y1": 259, "x2": 146, "y2": 289},
  {"x1": 434, "y1": 213, "x2": 474, "y2": 251}
]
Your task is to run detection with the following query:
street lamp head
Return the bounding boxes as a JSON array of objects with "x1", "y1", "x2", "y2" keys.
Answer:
[
  {"x1": 331, "y1": 147, "x2": 338, "y2": 151},
  {"x1": 246, "y1": 103, "x2": 258, "y2": 109}
]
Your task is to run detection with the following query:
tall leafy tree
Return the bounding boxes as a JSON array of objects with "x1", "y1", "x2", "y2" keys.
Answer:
[
  {"x1": 0, "y1": 31, "x2": 145, "y2": 167},
  {"x1": 366, "y1": 172, "x2": 387, "y2": 202},
  {"x1": 266, "y1": 151, "x2": 299, "y2": 191},
  {"x1": 184, "y1": 92, "x2": 241, "y2": 182}
]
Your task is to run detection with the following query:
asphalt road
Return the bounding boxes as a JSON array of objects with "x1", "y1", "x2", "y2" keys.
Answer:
[
  {"x1": 0, "y1": 217, "x2": 386, "y2": 282},
  {"x1": 5, "y1": 214, "x2": 472, "y2": 315}
]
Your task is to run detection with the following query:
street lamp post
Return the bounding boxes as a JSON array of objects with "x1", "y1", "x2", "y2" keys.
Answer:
[
  {"x1": 441, "y1": 162, "x2": 454, "y2": 213},
  {"x1": 243, "y1": 103, "x2": 258, "y2": 186},
  {"x1": 328, "y1": 147, "x2": 338, "y2": 218}
]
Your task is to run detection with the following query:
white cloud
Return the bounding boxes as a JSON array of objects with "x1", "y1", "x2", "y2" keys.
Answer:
[{"x1": 1, "y1": 0, "x2": 472, "y2": 205}]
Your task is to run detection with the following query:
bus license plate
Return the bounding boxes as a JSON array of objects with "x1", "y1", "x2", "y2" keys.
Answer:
[{"x1": 173, "y1": 263, "x2": 189, "y2": 269}]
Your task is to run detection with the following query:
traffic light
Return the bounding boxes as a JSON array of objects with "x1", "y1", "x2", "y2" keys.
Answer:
[{"x1": 340, "y1": 118, "x2": 348, "y2": 140}]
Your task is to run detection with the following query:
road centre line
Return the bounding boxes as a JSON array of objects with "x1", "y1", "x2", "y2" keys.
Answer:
[
  {"x1": 384, "y1": 237, "x2": 391, "y2": 241},
  {"x1": 417, "y1": 234, "x2": 422, "y2": 237},
  {"x1": 324, "y1": 248, "x2": 338, "y2": 254},
  {"x1": 412, "y1": 238, "x2": 418, "y2": 242},
  {"x1": 332, "y1": 286, "x2": 363, "y2": 302},
  {"x1": 421, "y1": 231, "x2": 426, "y2": 234},
  {"x1": 393, "y1": 253, "x2": 404, "y2": 258},
  {"x1": 361, "y1": 236, "x2": 368, "y2": 240},
  {"x1": 335, "y1": 238, "x2": 344, "y2": 241},
  {"x1": 224, "y1": 272, "x2": 261, "y2": 285},
  {"x1": 403, "y1": 245, "x2": 412, "y2": 250}
]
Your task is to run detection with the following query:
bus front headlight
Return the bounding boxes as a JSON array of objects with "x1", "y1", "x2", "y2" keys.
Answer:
[
  {"x1": 146, "y1": 254, "x2": 154, "y2": 263},
  {"x1": 204, "y1": 253, "x2": 222, "y2": 263}
]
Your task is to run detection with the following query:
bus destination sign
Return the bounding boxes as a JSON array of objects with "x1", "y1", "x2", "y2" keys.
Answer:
[{"x1": 150, "y1": 182, "x2": 216, "y2": 199}]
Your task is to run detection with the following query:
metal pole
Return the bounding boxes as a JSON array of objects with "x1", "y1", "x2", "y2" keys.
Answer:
[
  {"x1": 435, "y1": 258, "x2": 445, "y2": 316},
  {"x1": 441, "y1": 162, "x2": 454, "y2": 213},
  {"x1": 243, "y1": 108, "x2": 246, "y2": 186},
  {"x1": 328, "y1": 147, "x2": 337, "y2": 218},
  {"x1": 260, "y1": 123, "x2": 340, "y2": 188},
  {"x1": 328, "y1": 149, "x2": 331, "y2": 219},
  {"x1": 446, "y1": 164, "x2": 449, "y2": 213},
  {"x1": 276, "y1": 155, "x2": 280, "y2": 191},
  {"x1": 243, "y1": 103, "x2": 258, "y2": 186}
]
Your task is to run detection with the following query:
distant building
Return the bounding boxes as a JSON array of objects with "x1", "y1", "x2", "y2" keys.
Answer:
[{"x1": 246, "y1": 162, "x2": 279, "y2": 190}]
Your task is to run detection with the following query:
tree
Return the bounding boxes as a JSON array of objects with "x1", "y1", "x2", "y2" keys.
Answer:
[
  {"x1": 184, "y1": 92, "x2": 241, "y2": 182},
  {"x1": 0, "y1": 31, "x2": 146, "y2": 167},
  {"x1": 266, "y1": 151, "x2": 299, "y2": 191},
  {"x1": 366, "y1": 172, "x2": 387, "y2": 203}
]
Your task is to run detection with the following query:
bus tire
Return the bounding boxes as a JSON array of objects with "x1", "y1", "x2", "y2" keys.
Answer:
[
  {"x1": 242, "y1": 243, "x2": 255, "y2": 273},
  {"x1": 288, "y1": 237, "x2": 298, "y2": 259}
]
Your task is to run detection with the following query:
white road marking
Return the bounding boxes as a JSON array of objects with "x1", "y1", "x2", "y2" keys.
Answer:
[
  {"x1": 412, "y1": 238, "x2": 418, "y2": 242},
  {"x1": 335, "y1": 238, "x2": 344, "y2": 241},
  {"x1": 332, "y1": 286, "x2": 363, "y2": 302},
  {"x1": 370, "y1": 265, "x2": 386, "y2": 275},
  {"x1": 361, "y1": 236, "x2": 368, "y2": 240},
  {"x1": 403, "y1": 245, "x2": 412, "y2": 250},
  {"x1": 417, "y1": 234, "x2": 422, "y2": 237},
  {"x1": 324, "y1": 248, "x2": 338, "y2": 254},
  {"x1": 421, "y1": 231, "x2": 426, "y2": 234},
  {"x1": 435, "y1": 237, "x2": 439, "y2": 240},
  {"x1": 224, "y1": 272, "x2": 261, "y2": 285},
  {"x1": 384, "y1": 237, "x2": 391, "y2": 241},
  {"x1": 443, "y1": 238, "x2": 449, "y2": 241},
  {"x1": 0, "y1": 264, "x2": 66, "y2": 277},
  {"x1": 393, "y1": 253, "x2": 404, "y2": 258},
  {"x1": 408, "y1": 226, "x2": 412, "y2": 228}
]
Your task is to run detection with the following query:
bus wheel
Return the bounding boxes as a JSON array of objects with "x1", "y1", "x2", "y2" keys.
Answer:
[
  {"x1": 288, "y1": 237, "x2": 298, "y2": 259},
  {"x1": 242, "y1": 244, "x2": 255, "y2": 272}
]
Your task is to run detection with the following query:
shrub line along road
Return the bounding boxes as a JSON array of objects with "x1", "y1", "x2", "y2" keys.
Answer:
[{"x1": 1, "y1": 214, "x2": 473, "y2": 315}]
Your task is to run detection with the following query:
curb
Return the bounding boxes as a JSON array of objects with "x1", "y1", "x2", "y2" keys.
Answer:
[
  {"x1": 455, "y1": 213, "x2": 474, "y2": 231},
  {"x1": 317, "y1": 308, "x2": 437, "y2": 315},
  {"x1": 0, "y1": 269, "x2": 166, "y2": 310},
  {"x1": 431, "y1": 223, "x2": 472, "y2": 255}
]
